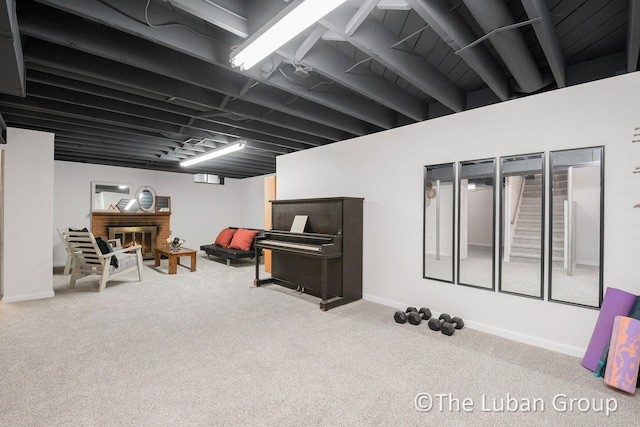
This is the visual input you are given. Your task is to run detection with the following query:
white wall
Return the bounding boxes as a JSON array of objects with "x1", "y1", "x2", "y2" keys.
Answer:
[
  {"x1": 53, "y1": 162, "x2": 267, "y2": 266},
  {"x1": 275, "y1": 72, "x2": 640, "y2": 357},
  {"x1": 2, "y1": 128, "x2": 55, "y2": 303}
]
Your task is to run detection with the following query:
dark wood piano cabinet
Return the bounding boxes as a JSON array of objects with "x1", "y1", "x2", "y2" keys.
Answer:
[{"x1": 254, "y1": 197, "x2": 363, "y2": 310}]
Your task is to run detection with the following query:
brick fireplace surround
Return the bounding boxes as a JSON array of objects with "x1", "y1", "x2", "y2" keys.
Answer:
[{"x1": 91, "y1": 212, "x2": 171, "y2": 257}]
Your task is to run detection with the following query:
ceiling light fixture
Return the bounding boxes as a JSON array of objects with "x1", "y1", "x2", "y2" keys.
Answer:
[
  {"x1": 229, "y1": 0, "x2": 348, "y2": 71},
  {"x1": 180, "y1": 141, "x2": 246, "y2": 167}
]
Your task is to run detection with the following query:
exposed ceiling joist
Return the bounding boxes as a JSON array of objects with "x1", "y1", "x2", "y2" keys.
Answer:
[
  {"x1": 321, "y1": 4, "x2": 466, "y2": 113},
  {"x1": 0, "y1": 0, "x2": 630, "y2": 178},
  {"x1": 19, "y1": 17, "x2": 367, "y2": 140},
  {"x1": 0, "y1": 0, "x2": 26, "y2": 97},
  {"x1": 4, "y1": 113, "x2": 182, "y2": 148},
  {"x1": 345, "y1": 0, "x2": 378, "y2": 36},
  {"x1": 24, "y1": 45, "x2": 350, "y2": 142},
  {"x1": 404, "y1": 0, "x2": 510, "y2": 101},
  {"x1": 32, "y1": 0, "x2": 389, "y2": 132},
  {"x1": 628, "y1": 0, "x2": 640, "y2": 72},
  {"x1": 462, "y1": 0, "x2": 546, "y2": 93},
  {"x1": 163, "y1": 0, "x2": 248, "y2": 38},
  {"x1": 376, "y1": 0, "x2": 412, "y2": 11},
  {"x1": 521, "y1": 0, "x2": 567, "y2": 88},
  {"x1": 294, "y1": 24, "x2": 327, "y2": 61},
  {"x1": 281, "y1": 41, "x2": 428, "y2": 121}
]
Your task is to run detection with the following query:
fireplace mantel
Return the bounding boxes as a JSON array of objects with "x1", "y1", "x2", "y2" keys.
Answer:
[{"x1": 91, "y1": 212, "x2": 171, "y2": 254}]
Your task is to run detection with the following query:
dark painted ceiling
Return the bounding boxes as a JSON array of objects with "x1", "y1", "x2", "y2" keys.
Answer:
[{"x1": 0, "y1": 0, "x2": 637, "y2": 179}]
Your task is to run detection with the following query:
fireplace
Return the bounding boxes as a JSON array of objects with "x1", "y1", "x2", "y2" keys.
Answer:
[
  {"x1": 109, "y1": 226, "x2": 157, "y2": 259},
  {"x1": 92, "y1": 212, "x2": 170, "y2": 260}
]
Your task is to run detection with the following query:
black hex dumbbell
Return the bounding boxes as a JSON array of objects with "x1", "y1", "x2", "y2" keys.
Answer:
[
  {"x1": 418, "y1": 307, "x2": 432, "y2": 322},
  {"x1": 394, "y1": 307, "x2": 420, "y2": 325},
  {"x1": 439, "y1": 314, "x2": 465, "y2": 336},
  {"x1": 427, "y1": 316, "x2": 444, "y2": 331},
  {"x1": 428, "y1": 313, "x2": 464, "y2": 335},
  {"x1": 394, "y1": 307, "x2": 431, "y2": 325}
]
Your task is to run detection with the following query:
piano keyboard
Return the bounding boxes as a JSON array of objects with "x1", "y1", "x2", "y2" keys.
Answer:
[{"x1": 259, "y1": 239, "x2": 323, "y2": 252}]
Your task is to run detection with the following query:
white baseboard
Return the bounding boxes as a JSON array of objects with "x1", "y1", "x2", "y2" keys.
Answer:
[
  {"x1": 362, "y1": 293, "x2": 585, "y2": 358},
  {"x1": 2, "y1": 291, "x2": 55, "y2": 303}
]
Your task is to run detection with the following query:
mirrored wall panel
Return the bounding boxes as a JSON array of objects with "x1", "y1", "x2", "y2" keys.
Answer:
[
  {"x1": 549, "y1": 147, "x2": 604, "y2": 308},
  {"x1": 499, "y1": 153, "x2": 544, "y2": 298},
  {"x1": 458, "y1": 159, "x2": 495, "y2": 290},
  {"x1": 424, "y1": 163, "x2": 455, "y2": 283}
]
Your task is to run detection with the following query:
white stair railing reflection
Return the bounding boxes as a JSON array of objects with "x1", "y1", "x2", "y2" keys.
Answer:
[
  {"x1": 564, "y1": 167, "x2": 576, "y2": 276},
  {"x1": 435, "y1": 179, "x2": 441, "y2": 260}
]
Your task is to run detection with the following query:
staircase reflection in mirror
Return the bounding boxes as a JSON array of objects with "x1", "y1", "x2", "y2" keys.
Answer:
[
  {"x1": 423, "y1": 163, "x2": 455, "y2": 283},
  {"x1": 549, "y1": 147, "x2": 603, "y2": 308},
  {"x1": 458, "y1": 159, "x2": 495, "y2": 290},
  {"x1": 499, "y1": 153, "x2": 544, "y2": 299}
]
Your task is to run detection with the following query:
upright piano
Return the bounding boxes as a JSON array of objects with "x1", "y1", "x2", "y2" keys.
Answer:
[{"x1": 254, "y1": 197, "x2": 363, "y2": 311}]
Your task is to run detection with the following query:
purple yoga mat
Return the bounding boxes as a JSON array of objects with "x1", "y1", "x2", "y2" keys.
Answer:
[
  {"x1": 582, "y1": 287, "x2": 637, "y2": 371},
  {"x1": 604, "y1": 316, "x2": 640, "y2": 393}
]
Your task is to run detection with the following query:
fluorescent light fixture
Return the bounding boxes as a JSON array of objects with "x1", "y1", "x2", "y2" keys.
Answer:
[
  {"x1": 180, "y1": 141, "x2": 246, "y2": 167},
  {"x1": 468, "y1": 183, "x2": 476, "y2": 190},
  {"x1": 230, "y1": 0, "x2": 348, "y2": 71}
]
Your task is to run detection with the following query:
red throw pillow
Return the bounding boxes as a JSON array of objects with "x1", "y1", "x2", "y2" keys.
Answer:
[
  {"x1": 214, "y1": 228, "x2": 236, "y2": 248},
  {"x1": 228, "y1": 228, "x2": 259, "y2": 251}
]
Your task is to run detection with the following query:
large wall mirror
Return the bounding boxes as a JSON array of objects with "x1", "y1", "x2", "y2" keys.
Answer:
[
  {"x1": 92, "y1": 182, "x2": 132, "y2": 211},
  {"x1": 424, "y1": 163, "x2": 455, "y2": 283},
  {"x1": 458, "y1": 159, "x2": 495, "y2": 290},
  {"x1": 549, "y1": 147, "x2": 604, "y2": 308},
  {"x1": 499, "y1": 153, "x2": 544, "y2": 298}
]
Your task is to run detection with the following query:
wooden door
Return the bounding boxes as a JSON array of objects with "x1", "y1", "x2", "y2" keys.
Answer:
[{"x1": 264, "y1": 176, "x2": 276, "y2": 272}]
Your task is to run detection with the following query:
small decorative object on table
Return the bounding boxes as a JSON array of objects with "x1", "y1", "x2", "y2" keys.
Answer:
[{"x1": 167, "y1": 236, "x2": 185, "y2": 252}]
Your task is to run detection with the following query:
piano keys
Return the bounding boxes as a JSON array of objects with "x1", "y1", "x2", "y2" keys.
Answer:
[
  {"x1": 253, "y1": 197, "x2": 363, "y2": 311},
  {"x1": 258, "y1": 231, "x2": 342, "y2": 255}
]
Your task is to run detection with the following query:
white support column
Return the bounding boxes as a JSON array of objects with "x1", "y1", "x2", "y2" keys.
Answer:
[{"x1": 2, "y1": 128, "x2": 55, "y2": 302}]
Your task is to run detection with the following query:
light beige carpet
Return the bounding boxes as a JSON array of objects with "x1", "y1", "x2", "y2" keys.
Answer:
[{"x1": 1, "y1": 255, "x2": 638, "y2": 426}]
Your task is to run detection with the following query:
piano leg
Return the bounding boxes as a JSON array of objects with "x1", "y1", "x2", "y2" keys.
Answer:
[
  {"x1": 253, "y1": 248, "x2": 260, "y2": 286},
  {"x1": 253, "y1": 247, "x2": 275, "y2": 288},
  {"x1": 320, "y1": 258, "x2": 329, "y2": 310}
]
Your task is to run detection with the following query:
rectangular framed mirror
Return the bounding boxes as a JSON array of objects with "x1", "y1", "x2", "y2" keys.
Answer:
[
  {"x1": 458, "y1": 158, "x2": 496, "y2": 290},
  {"x1": 548, "y1": 147, "x2": 604, "y2": 308},
  {"x1": 423, "y1": 163, "x2": 456, "y2": 283},
  {"x1": 499, "y1": 153, "x2": 544, "y2": 299},
  {"x1": 156, "y1": 196, "x2": 171, "y2": 213},
  {"x1": 91, "y1": 182, "x2": 132, "y2": 211}
]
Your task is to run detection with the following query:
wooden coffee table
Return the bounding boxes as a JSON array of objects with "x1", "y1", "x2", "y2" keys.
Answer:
[{"x1": 155, "y1": 247, "x2": 197, "y2": 274}]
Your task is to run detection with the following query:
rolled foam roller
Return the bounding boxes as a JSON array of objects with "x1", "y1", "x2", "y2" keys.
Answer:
[
  {"x1": 582, "y1": 287, "x2": 636, "y2": 371},
  {"x1": 604, "y1": 316, "x2": 640, "y2": 394}
]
